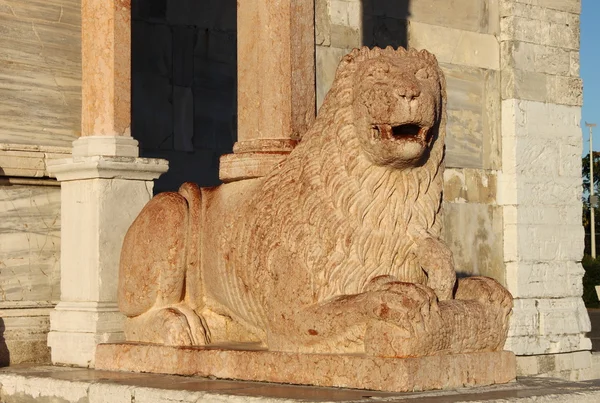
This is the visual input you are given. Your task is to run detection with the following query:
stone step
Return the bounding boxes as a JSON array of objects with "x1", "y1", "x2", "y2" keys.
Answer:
[{"x1": 2, "y1": 365, "x2": 600, "y2": 403}]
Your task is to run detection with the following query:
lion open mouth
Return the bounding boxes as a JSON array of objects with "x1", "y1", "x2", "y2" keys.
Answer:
[{"x1": 372, "y1": 124, "x2": 430, "y2": 143}]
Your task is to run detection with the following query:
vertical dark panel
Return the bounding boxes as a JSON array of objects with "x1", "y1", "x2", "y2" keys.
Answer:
[
  {"x1": 363, "y1": 0, "x2": 410, "y2": 48},
  {"x1": 132, "y1": 0, "x2": 237, "y2": 193}
]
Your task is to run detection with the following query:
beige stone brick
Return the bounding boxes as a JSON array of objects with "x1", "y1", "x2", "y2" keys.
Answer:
[
  {"x1": 502, "y1": 41, "x2": 571, "y2": 76},
  {"x1": 443, "y1": 203, "x2": 504, "y2": 283},
  {"x1": 329, "y1": 0, "x2": 350, "y2": 26},
  {"x1": 502, "y1": 68, "x2": 548, "y2": 102},
  {"x1": 315, "y1": 46, "x2": 348, "y2": 109},
  {"x1": 439, "y1": 64, "x2": 500, "y2": 170},
  {"x1": 406, "y1": 0, "x2": 494, "y2": 34},
  {"x1": 572, "y1": 351, "x2": 593, "y2": 371},
  {"x1": 329, "y1": 0, "x2": 361, "y2": 29},
  {"x1": 488, "y1": 0, "x2": 501, "y2": 35},
  {"x1": 408, "y1": 22, "x2": 500, "y2": 70},
  {"x1": 503, "y1": 70, "x2": 581, "y2": 105},
  {"x1": 501, "y1": 15, "x2": 579, "y2": 50},
  {"x1": 506, "y1": 261, "x2": 584, "y2": 298},
  {"x1": 443, "y1": 168, "x2": 498, "y2": 204},
  {"x1": 330, "y1": 24, "x2": 360, "y2": 49},
  {"x1": 547, "y1": 76, "x2": 582, "y2": 106},
  {"x1": 516, "y1": 355, "x2": 539, "y2": 376}
]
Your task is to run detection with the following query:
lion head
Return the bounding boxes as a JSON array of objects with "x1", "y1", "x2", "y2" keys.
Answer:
[{"x1": 331, "y1": 47, "x2": 446, "y2": 171}]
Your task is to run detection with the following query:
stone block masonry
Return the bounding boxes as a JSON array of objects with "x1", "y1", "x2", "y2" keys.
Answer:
[
  {"x1": 314, "y1": 0, "x2": 592, "y2": 379},
  {"x1": 499, "y1": 0, "x2": 591, "y2": 369}
]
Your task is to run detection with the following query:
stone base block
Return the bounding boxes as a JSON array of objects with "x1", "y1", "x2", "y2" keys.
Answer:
[
  {"x1": 517, "y1": 351, "x2": 600, "y2": 381},
  {"x1": 96, "y1": 343, "x2": 516, "y2": 392},
  {"x1": 0, "y1": 308, "x2": 54, "y2": 366}
]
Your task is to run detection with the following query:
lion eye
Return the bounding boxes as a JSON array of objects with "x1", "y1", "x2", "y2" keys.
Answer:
[{"x1": 415, "y1": 68, "x2": 429, "y2": 80}]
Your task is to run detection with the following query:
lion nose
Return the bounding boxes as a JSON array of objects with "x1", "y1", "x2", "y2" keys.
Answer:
[{"x1": 396, "y1": 75, "x2": 421, "y2": 101}]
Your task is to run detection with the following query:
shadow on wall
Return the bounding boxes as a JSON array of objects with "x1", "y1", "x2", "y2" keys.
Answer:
[
  {"x1": 0, "y1": 319, "x2": 9, "y2": 367},
  {"x1": 130, "y1": 1, "x2": 412, "y2": 194},
  {"x1": 362, "y1": 0, "x2": 410, "y2": 48},
  {"x1": 131, "y1": 0, "x2": 237, "y2": 194}
]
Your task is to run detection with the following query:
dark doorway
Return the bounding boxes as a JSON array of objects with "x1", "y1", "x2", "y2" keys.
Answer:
[{"x1": 131, "y1": 0, "x2": 237, "y2": 193}]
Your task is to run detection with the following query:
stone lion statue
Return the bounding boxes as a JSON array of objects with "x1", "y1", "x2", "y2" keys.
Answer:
[{"x1": 119, "y1": 46, "x2": 512, "y2": 357}]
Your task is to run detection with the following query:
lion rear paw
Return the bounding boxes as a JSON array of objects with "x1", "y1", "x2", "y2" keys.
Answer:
[{"x1": 125, "y1": 306, "x2": 209, "y2": 346}]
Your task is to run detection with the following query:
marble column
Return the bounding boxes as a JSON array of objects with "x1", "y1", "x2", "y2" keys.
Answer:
[
  {"x1": 47, "y1": 0, "x2": 168, "y2": 367},
  {"x1": 220, "y1": 0, "x2": 316, "y2": 182}
]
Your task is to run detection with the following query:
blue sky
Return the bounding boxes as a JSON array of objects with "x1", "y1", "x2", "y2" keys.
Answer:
[{"x1": 582, "y1": 0, "x2": 600, "y2": 155}]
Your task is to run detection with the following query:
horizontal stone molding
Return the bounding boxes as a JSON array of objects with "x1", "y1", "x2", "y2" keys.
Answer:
[
  {"x1": 47, "y1": 156, "x2": 169, "y2": 182},
  {"x1": 0, "y1": 143, "x2": 71, "y2": 178},
  {"x1": 50, "y1": 302, "x2": 124, "y2": 334},
  {"x1": 0, "y1": 301, "x2": 57, "y2": 309}
]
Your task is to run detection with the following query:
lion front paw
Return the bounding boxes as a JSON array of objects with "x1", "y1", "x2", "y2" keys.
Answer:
[
  {"x1": 455, "y1": 277, "x2": 513, "y2": 314},
  {"x1": 364, "y1": 282, "x2": 440, "y2": 335}
]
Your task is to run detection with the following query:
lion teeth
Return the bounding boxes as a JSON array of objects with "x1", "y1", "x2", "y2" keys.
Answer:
[{"x1": 379, "y1": 124, "x2": 392, "y2": 139}]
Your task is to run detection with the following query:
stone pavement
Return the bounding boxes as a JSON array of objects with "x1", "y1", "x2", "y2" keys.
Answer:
[{"x1": 1, "y1": 365, "x2": 600, "y2": 403}]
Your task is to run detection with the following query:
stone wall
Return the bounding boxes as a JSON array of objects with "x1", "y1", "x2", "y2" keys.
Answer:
[
  {"x1": 0, "y1": 0, "x2": 590, "y2": 376},
  {"x1": 0, "y1": 0, "x2": 81, "y2": 147},
  {"x1": 315, "y1": 0, "x2": 590, "y2": 378},
  {"x1": 0, "y1": 0, "x2": 79, "y2": 365},
  {"x1": 499, "y1": 0, "x2": 589, "y2": 362},
  {"x1": 316, "y1": 0, "x2": 504, "y2": 282},
  {"x1": 131, "y1": 0, "x2": 237, "y2": 193}
]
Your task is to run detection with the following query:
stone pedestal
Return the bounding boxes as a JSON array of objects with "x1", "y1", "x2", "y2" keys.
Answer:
[
  {"x1": 96, "y1": 344, "x2": 516, "y2": 392},
  {"x1": 47, "y1": 136, "x2": 168, "y2": 367}
]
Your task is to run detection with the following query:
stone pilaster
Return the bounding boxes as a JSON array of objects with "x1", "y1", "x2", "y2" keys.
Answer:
[
  {"x1": 47, "y1": 139, "x2": 167, "y2": 367},
  {"x1": 47, "y1": 0, "x2": 168, "y2": 366},
  {"x1": 498, "y1": 0, "x2": 591, "y2": 374},
  {"x1": 221, "y1": 0, "x2": 315, "y2": 182}
]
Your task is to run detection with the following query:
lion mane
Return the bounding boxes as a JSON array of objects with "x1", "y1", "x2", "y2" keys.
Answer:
[{"x1": 221, "y1": 46, "x2": 448, "y2": 331}]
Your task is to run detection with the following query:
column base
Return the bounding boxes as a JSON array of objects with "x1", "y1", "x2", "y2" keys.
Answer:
[
  {"x1": 48, "y1": 302, "x2": 125, "y2": 367},
  {"x1": 47, "y1": 151, "x2": 168, "y2": 367},
  {"x1": 0, "y1": 306, "x2": 54, "y2": 366},
  {"x1": 220, "y1": 153, "x2": 289, "y2": 182},
  {"x1": 220, "y1": 139, "x2": 298, "y2": 182}
]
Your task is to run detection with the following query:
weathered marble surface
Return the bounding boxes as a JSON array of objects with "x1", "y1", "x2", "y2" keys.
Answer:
[
  {"x1": 0, "y1": 0, "x2": 81, "y2": 146},
  {"x1": 96, "y1": 344, "x2": 516, "y2": 393},
  {"x1": 0, "y1": 184, "x2": 61, "y2": 364},
  {"x1": 0, "y1": 185, "x2": 60, "y2": 303}
]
